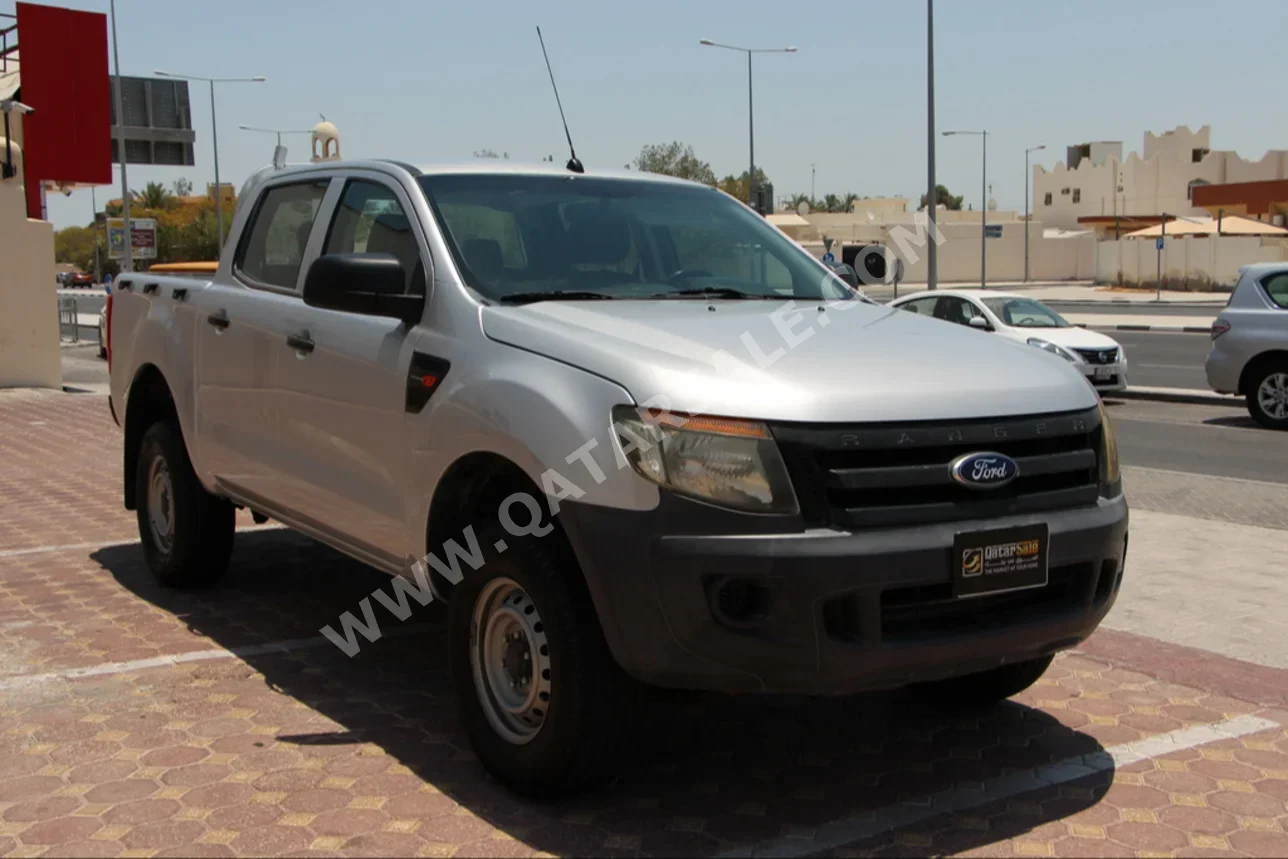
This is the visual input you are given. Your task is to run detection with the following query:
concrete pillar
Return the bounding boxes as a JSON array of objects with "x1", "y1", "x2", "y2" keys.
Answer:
[{"x1": 0, "y1": 133, "x2": 62, "y2": 389}]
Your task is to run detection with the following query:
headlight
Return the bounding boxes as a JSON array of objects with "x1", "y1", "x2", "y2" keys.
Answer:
[
  {"x1": 1027, "y1": 337, "x2": 1078, "y2": 363},
  {"x1": 1097, "y1": 400, "x2": 1121, "y2": 494},
  {"x1": 612, "y1": 406, "x2": 798, "y2": 514}
]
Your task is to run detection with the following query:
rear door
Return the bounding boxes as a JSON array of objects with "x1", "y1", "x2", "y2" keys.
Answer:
[
  {"x1": 193, "y1": 178, "x2": 332, "y2": 501},
  {"x1": 272, "y1": 173, "x2": 430, "y2": 563}
]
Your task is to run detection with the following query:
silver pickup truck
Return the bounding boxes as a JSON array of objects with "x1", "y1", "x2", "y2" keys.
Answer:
[{"x1": 109, "y1": 159, "x2": 1127, "y2": 796}]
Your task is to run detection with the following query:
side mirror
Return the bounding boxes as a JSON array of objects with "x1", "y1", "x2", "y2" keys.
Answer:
[
  {"x1": 968, "y1": 315, "x2": 991, "y2": 330},
  {"x1": 829, "y1": 262, "x2": 859, "y2": 289},
  {"x1": 303, "y1": 253, "x2": 422, "y2": 324}
]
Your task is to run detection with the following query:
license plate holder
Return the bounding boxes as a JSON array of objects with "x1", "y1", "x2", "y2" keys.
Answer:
[
  {"x1": 953, "y1": 523, "x2": 1049, "y2": 599},
  {"x1": 1093, "y1": 365, "x2": 1114, "y2": 380}
]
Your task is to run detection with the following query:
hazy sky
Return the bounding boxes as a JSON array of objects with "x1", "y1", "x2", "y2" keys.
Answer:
[{"x1": 38, "y1": 0, "x2": 1288, "y2": 230}]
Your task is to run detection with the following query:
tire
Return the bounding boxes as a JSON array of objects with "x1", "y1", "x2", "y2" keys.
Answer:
[
  {"x1": 911, "y1": 654, "x2": 1054, "y2": 709},
  {"x1": 1245, "y1": 360, "x2": 1288, "y2": 431},
  {"x1": 135, "y1": 420, "x2": 235, "y2": 588},
  {"x1": 449, "y1": 524, "x2": 626, "y2": 798}
]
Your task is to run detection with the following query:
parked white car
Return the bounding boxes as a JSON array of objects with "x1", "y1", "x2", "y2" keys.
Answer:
[{"x1": 890, "y1": 290, "x2": 1128, "y2": 394}]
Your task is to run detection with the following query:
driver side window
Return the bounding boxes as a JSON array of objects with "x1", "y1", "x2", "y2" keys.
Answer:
[{"x1": 934, "y1": 297, "x2": 977, "y2": 326}]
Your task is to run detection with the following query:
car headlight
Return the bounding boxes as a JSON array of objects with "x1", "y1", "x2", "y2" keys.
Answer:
[
  {"x1": 612, "y1": 406, "x2": 798, "y2": 514},
  {"x1": 1097, "y1": 400, "x2": 1121, "y2": 494},
  {"x1": 1027, "y1": 337, "x2": 1078, "y2": 363}
]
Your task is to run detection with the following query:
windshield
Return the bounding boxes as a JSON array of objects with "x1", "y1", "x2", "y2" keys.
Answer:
[
  {"x1": 981, "y1": 297, "x2": 1071, "y2": 328},
  {"x1": 417, "y1": 174, "x2": 859, "y2": 303}
]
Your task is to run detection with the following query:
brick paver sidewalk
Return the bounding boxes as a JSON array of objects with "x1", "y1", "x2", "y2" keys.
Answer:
[{"x1": 1, "y1": 390, "x2": 1286, "y2": 858}]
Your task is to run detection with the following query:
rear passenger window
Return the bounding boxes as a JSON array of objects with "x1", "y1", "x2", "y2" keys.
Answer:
[
  {"x1": 1261, "y1": 272, "x2": 1288, "y2": 309},
  {"x1": 235, "y1": 181, "x2": 329, "y2": 290},
  {"x1": 899, "y1": 297, "x2": 938, "y2": 315},
  {"x1": 325, "y1": 180, "x2": 426, "y2": 295}
]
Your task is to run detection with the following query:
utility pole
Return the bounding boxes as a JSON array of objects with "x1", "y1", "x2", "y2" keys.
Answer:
[
  {"x1": 810, "y1": 162, "x2": 815, "y2": 203},
  {"x1": 109, "y1": 0, "x2": 131, "y2": 273},
  {"x1": 926, "y1": 0, "x2": 938, "y2": 290},
  {"x1": 1024, "y1": 145, "x2": 1045, "y2": 282}
]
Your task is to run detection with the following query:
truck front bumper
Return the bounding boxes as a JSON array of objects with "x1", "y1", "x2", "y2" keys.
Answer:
[{"x1": 559, "y1": 493, "x2": 1128, "y2": 695}]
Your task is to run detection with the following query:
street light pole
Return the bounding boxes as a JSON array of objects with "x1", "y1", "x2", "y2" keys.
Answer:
[
  {"x1": 943, "y1": 129, "x2": 989, "y2": 287},
  {"x1": 1024, "y1": 144, "x2": 1046, "y2": 283},
  {"x1": 108, "y1": 0, "x2": 130, "y2": 273},
  {"x1": 699, "y1": 39, "x2": 797, "y2": 213},
  {"x1": 155, "y1": 70, "x2": 266, "y2": 251},
  {"x1": 926, "y1": 0, "x2": 938, "y2": 290},
  {"x1": 810, "y1": 162, "x2": 815, "y2": 203}
]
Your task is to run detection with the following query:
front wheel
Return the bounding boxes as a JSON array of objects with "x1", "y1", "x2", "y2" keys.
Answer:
[
  {"x1": 1247, "y1": 362, "x2": 1288, "y2": 430},
  {"x1": 912, "y1": 654, "x2": 1054, "y2": 709},
  {"x1": 135, "y1": 421, "x2": 235, "y2": 587},
  {"x1": 449, "y1": 526, "x2": 625, "y2": 798}
]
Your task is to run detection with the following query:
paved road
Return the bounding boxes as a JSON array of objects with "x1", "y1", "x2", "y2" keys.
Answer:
[
  {"x1": 1049, "y1": 302, "x2": 1221, "y2": 317},
  {"x1": 1108, "y1": 398, "x2": 1287, "y2": 484},
  {"x1": 1112, "y1": 330, "x2": 1211, "y2": 389}
]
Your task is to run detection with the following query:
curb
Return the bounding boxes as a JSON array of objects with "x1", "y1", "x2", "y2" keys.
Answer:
[
  {"x1": 1046, "y1": 300, "x2": 1226, "y2": 308},
  {"x1": 1108, "y1": 386, "x2": 1243, "y2": 407},
  {"x1": 1079, "y1": 324, "x2": 1212, "y2": 334}
]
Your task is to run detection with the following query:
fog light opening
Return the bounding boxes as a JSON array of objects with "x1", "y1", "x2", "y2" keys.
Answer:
[{"x1": 708, "y1": 577, "x2": 770, "y2": 627}]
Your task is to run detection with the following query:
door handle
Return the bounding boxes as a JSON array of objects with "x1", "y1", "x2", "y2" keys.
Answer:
[
  {"x1": 206, "y1": 312, "x2": 230, "y2": 330},
  {"x1": 286, "y1": 333, "x2": 315, "y2": 355}
]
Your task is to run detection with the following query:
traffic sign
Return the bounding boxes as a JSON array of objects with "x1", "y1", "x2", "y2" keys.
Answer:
[
  {"x1": 1156, "y1": 237, "x2": 1165, "y2": 250},
  {"x1": 822, "y1": 252, "x2": 835, "y2": 264},
  {"x1": 984, "y1": 224, "x2": 1003, "y2": 239}
]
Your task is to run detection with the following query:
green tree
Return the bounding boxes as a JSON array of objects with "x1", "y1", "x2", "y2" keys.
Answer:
[
  {"x1": 171, "y1": 177, "x2": 194, "y2": 197},
  {"x1": 717, "y1": 167, "x2": 770, "y2": 203},
  {"x1": 787, "y1": 192, "x2": 812, "y2": 212},
  {"x1": 633, "y1": 141, "x2": 717, "y2": 184},
  {"x1": 918, "y1": 185, "x2": 964, "y2": 211},
  {"x1": 820, "y1": 193, "x2": 841, "y2": 213},
  {"x1": 842, "y1": 192, "x2": 859, "y2": 213},
  {"x1": 132, "y1": 181, "x2": 175, "y2": 210},
  {"x1": 54, "y1": 225, "x2": 98, "y2": 272}
]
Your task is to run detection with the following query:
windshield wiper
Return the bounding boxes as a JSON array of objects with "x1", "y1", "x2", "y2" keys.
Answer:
[
  {"x1": 650, "y1": 287, "x2": 777, "y2": 300},
  {"x1": 498, "y1": 291, "x2": 616, "y2": 305}
]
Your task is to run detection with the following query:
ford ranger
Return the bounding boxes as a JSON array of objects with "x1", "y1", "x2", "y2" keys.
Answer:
[{"x1": 109, "y1": 159, "x2": 1127, "y2": 797}]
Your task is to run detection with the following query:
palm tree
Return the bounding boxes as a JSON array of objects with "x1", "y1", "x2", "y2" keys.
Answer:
[
  {"x1": 132, "y1": 181, "x2": 174, "y2": 211},
  {"x1": 842, "y1": 192, "x2": 859, "y2": 213},
  {"x1": 822, "y1": 193, "x2": 842, "y2": 213},
  {"x1": 787, "y1": 192, "x2": 812, "y2": 212}
]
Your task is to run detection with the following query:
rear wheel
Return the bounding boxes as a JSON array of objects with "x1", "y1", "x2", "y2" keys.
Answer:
[
  {"x1": 135, "y1": 421, "x2": 235, "y2": 587},
  {"x1": 1247, "y1": 361, "x2": 1288, "y2": 430},
  {"x1": 449, "y1": 525, "x2": 625, "y2": 798},
  {"x1": 912, "y1": 654, "x2": 1054, "y2": 709}
]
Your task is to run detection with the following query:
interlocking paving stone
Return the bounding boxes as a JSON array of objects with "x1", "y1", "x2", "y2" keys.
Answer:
[{"x1": 0, "y1": 390, "x2": 1286, "y2": 856}]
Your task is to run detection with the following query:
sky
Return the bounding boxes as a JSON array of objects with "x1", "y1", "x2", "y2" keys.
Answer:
[{"x1": 32, "y1": 0, "x2": 1288, "y2": 231}]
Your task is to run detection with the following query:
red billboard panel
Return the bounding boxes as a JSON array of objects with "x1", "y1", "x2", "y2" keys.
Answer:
[{"x1": 15, "y1": 2, "x2": 111, "y2": 218}]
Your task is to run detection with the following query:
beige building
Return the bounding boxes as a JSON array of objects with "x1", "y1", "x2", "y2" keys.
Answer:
[{"x1": 1033, "y1": 125, "x2": 1288, "y2": 230}]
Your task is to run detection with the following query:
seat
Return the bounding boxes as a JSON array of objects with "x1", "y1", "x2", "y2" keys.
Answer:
[{"x1": 365, "y1": 213, "x2": 422, "y2": 292}]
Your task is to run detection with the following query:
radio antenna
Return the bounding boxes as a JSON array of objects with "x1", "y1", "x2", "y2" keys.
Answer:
[{"x1": 536, "y1": 26, "x2": 583, "y2": 174}]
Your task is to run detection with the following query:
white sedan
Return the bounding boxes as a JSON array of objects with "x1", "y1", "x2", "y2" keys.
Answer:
[{"x1": 889, "y1": 289, "x2": 1128, "y2": 393}]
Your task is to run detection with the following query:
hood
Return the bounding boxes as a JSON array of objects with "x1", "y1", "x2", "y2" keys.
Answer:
[
  {"x1": 482, "y1": 299, "x2": 1099, "y2": 423},
  {"x1": 1022, "y1": 326, "x2": 1122, "y2": 352}
]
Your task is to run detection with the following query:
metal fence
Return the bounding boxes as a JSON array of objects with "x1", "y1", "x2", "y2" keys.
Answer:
[{"x1": 57, "y1": 296, "x2": 96, "y2": 344}]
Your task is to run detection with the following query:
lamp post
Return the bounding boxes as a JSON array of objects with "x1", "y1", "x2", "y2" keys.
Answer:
[
  {"x1": 108, "y1": 0, "x2": 131, "y2": 273},
  {"x1": 699, "y1": 39, "x2": 797, "y2": 213},
  {"x1": 154, "y1": 70, "x2": 266, "y2": 249},
  {"x1": 926, "y1": 0, "x2": 937, "y2": 290},
  {"x1": 1024, "y1": 144, "x2": 1046, "y2": 282},
  {"x1": 943, "y1": 129, "x2": 988, "y2": 287},
  {"x1": 810, "y1": 162, "x2": 815, "y2": 204}
]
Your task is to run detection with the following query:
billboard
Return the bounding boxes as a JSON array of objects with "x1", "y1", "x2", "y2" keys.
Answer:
[
  {"x1": 110, "y1": 75, "x2": 196, "y2": 166},
  {"x1": 14, "y1": 2, "x2": 112, "y2": 219},
  {"x1": 107, "y1": 218, "x2": 157, "y2": 260}
]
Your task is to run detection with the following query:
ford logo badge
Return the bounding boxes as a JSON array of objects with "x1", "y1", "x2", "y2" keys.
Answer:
[{"x1": 950, "y1": 451, "x2": 1019, "y2": 490}]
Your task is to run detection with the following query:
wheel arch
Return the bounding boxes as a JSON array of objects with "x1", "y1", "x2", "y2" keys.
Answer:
[
  {"x1": 122, "y1": 364, "x2": 179, "y2": 510},
  {"x1": 1238, "y1": 350, "x2": 1288, "y2": 395}
]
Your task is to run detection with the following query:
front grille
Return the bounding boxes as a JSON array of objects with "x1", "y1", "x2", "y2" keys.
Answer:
[
  {"x1": 773, "y1": 408, "x2": 1102, "y2": 529},
  {"x1": 1074, "y1": 347, "x2": 1119, "y2": 365}
]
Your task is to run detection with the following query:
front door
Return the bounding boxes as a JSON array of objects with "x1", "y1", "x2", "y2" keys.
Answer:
[{"x1": 273, "y1": 176, "x2": 429, "y2": 563}]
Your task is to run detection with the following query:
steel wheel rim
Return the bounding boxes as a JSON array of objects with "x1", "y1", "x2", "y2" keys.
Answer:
[
  {"x1": 146, "y1": 455, "x2": 175, "y2": 554},
  {"x1": 1257, "y1": 372, "x2": 1288, "y2": 420},
  {"x1": 469, "y1": 577, "x2": 551, "y2": 745}
]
